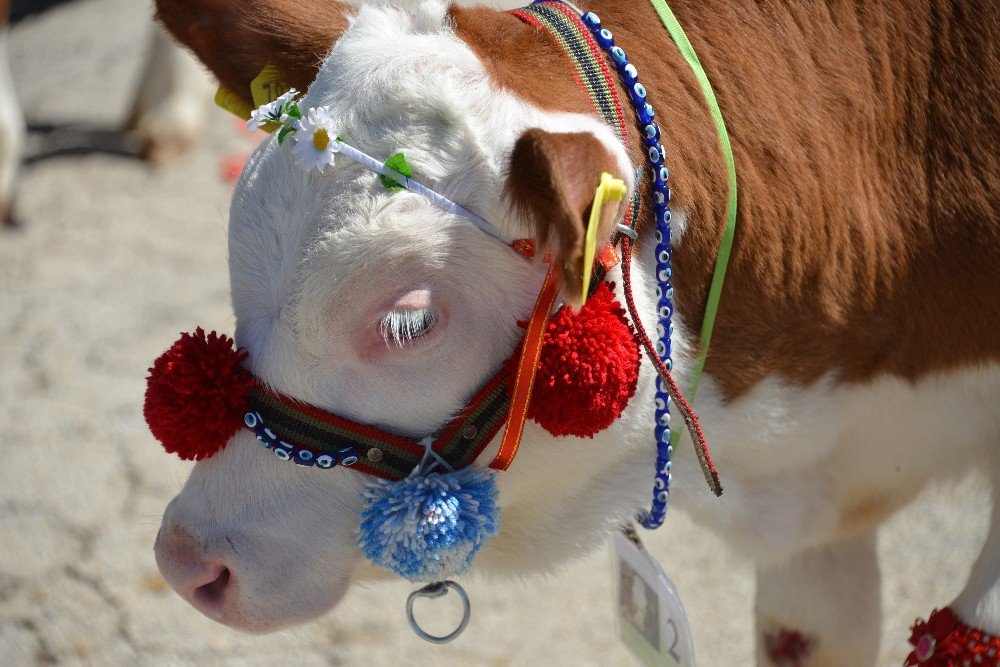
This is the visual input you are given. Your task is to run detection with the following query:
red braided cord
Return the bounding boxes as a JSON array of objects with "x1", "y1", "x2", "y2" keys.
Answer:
[{"x1": 621, "y1": 237, "x2": 722, "y2": 496}]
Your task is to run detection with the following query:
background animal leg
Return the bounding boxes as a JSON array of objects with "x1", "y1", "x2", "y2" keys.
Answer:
[
  {"x1": 755, "y1": 531, "x2": 881, "y2": 666},
  {"x1": 951, "y1": 474, "x2": 1000, "y2": 634},
  {"x1": 125, "y1": 26, "x2": 213, "y2": 164},
  {"x1": 0, "y1": 19, "x2": 25, "y2": 225}
]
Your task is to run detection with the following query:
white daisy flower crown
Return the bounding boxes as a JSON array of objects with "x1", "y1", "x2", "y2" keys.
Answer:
[{"x1": 248, "y1": 91, "x2": 512, "y2": 245}]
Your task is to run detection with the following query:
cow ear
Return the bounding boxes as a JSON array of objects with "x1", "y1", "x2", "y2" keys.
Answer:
[
  {"x1": 155, "y1": 0, "x2": 351, "y2": 108},
  {"x1": 505, "y1": 128, "x2": 626, "y2": 306}
]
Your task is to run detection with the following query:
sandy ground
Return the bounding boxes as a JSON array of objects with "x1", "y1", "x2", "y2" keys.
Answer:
[{"x1": 0, "y1": 0, "x2": 994, "y2": 665}]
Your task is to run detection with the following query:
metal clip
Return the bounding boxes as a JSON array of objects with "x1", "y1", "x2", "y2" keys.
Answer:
[{"x1": 406, "y1": 580, "x2": 471, "y2": 644}]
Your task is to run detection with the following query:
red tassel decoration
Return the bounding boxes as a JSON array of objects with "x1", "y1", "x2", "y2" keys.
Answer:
[
  {"x1": 512, "y1": 282, "x2": 641, "y2": 438},
  {"x1": 144, "y1": 328, "x2": 255, "y2": 460},
  {"x1": 905, "y1": 607, "x2": 1000, "y2": 666}
]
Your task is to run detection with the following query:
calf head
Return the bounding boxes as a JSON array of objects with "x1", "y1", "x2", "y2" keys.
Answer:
[{"x1": 152, "y1": 0, "x2": 649, "y2": 632}]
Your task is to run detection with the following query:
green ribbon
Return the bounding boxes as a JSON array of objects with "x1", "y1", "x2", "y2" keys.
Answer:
[{"x1": 649, "y1": 0, "x2": 738, "y2": 433}]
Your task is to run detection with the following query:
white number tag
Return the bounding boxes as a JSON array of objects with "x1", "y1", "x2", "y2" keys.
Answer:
[{"x1": 611, "y1": 530, "x2": 696, "y2": 667}]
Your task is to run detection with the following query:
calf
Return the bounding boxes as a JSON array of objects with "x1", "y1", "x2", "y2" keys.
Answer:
[{"x1": 151, "y1": 0, "x2": 1000, "y2": 664}]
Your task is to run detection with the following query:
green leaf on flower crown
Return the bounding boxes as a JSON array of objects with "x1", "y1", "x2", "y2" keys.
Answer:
[
  {"x1": 380, "y1": 152, "x2": 413, "y2": 192},
  {"x1": 286, "y1": 103, "x2": 303, "y2": 119},
  {"x1": 277, "y1": 125, "x2": 295, "y2": 144}
]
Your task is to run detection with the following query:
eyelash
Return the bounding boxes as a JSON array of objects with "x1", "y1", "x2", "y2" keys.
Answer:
[{"x1": 379, "y1": 309, "x2": 439, "y2": 348}]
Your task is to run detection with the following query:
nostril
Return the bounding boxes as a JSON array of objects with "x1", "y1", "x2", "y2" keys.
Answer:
[{"x1": 194, "y1": 567, "x2": 231, "y2": 606}]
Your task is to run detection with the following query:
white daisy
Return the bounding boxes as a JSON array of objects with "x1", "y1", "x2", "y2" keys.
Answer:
[
  {"x1": 246, "y1": 88, "x2": 299, "y2": 132},
  {"x1": 291, "y1": 106, "x2": 341, "y2": 173}
]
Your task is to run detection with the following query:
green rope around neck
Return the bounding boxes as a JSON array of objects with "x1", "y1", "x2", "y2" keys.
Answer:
[{"x1": 649, "y1": 0, "x2": 739, "y2": 438}]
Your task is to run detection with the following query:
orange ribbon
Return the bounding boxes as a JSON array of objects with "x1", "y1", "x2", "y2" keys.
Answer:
[{"x1": 489, "y1": 266, "x2": 560, "y2": 471}]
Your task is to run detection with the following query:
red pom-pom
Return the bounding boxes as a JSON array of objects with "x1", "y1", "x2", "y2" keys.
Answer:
[
  {"x1": 515, "y1": 282, "x2": 641, "y2": 438},
  {"x1": 144, "y1": 328, "x2": 255, "y2": 461}
]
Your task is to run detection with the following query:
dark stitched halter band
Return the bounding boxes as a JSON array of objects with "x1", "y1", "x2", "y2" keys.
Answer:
[{"x1": 244, "y1": 372, "x2": 511, "y2": 481}]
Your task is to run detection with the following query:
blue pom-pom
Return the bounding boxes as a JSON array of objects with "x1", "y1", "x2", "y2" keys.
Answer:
[{"x1": 357, "y1": 467, "x2": 500, "y2": 582}]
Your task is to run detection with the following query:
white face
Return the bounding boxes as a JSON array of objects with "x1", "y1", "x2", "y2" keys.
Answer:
[{"x1": 154, "y1": 1, "x2": 649, "y2": 633}]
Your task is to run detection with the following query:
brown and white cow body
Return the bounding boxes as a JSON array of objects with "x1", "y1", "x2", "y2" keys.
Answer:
[{"x1": 151, "y1": 0, "x2": 1000, "y2": 663}]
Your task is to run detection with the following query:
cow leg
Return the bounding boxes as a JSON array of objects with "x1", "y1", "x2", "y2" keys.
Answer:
[
  {"x1": 0, "y1": 19, "x2": 25, "y2": 225},
  {"x1": 125, "y1": 26, "x2": 213, "y2": 164},
  {"x1": 951, "y1": 473, "x2": 1000, "y2": 633},
  {"x1": 755, "y1": 531, "x2": 881, "y2": 666}
]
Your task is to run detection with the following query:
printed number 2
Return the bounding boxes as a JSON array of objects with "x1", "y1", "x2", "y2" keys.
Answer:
[{"x1": 664, "y1": 619, "x2": 682, "y2": 663}]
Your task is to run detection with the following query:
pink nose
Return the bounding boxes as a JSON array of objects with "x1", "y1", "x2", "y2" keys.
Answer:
[{"x1": 154, "y1": 525, "x2": 235, "y2": 620}]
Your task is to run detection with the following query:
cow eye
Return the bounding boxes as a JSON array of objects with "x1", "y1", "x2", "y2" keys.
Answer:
[{"x1": 379, "y1": 309, "x2": 439, "y2": 347}]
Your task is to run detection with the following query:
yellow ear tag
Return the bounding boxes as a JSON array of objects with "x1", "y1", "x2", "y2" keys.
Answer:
[
  {"x1": 214, "y1": 83, "x2": 254, "y2": 121},
  {"x1": 250, "y1": 62, "x2": 291, "y2": 109},
  {"x1": 213, "y1": 62, "x2": 292, "y2": 131},
  {"x1": 581, "y1": 172, "x2": 627, "y2": 305}
]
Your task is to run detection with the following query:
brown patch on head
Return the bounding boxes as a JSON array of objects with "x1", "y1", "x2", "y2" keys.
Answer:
[
  {"x1": 450, "y1": 6, "x2": 594, "y2": 119},
  {"x1": 155, "y1": 0, "x2": 351, "y2": 107},
  {"x1": 505, "y1": 128, "x2": 623, "y2": 305}
]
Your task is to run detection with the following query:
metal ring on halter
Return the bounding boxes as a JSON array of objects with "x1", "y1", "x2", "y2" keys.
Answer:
[{"x1": 405, "y1": 580, "x2": 471, "y2": 644}]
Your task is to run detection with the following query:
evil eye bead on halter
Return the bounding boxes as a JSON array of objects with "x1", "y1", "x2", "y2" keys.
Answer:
[
  {"x1": 656, "y1": 490, "x2": 669, "y2": 503},
  {"x1": 273, "y1": 446, "x2": 292, "y2": 461},
  {"x1": 623, "y1": 63, "x2": 639, "y2": 85},
  {"x1": 293, "y1": 449, "x2": 315, "y2": 466},
  {"x1": 660, "y1": 166, "x2": 670, "y2": 183},
  {"x1": 630, "y1": 82, "x2": 648, "y2": 106},
  {"x1": 647, "y1": 145, "x2": 663, "y2": 166},
  {"x1": 596, "y1": 28, "x2": 614, "y2": 49},
  {"x1": 315, "y1": 454, "x2": 336, "y2": 469},
  {"x1": 658, "y1": 269, "x2": 672, "y2": 284},
  {"x1": 264, "y1": 427, "x2": 277, "y2": 441},
  {"x1": 256, "y1": 434, "x2": 270, "y2": 448},
  {"x1": 338, "y1": 448, "x2": 359, "y2": 466},
  {"x1": 244, "y1": 412, "x2": 260, "y2": 429},
  {"x1": 610, "y1": 46, "x2": 627, "y2": 66},
  {"x1": 638, "y1": 102, "x2": 655, "y2": 125},
  {"x1": 654, "y1": 229, "x2": 663, "y2": 244},
  {"x1": 655, "y1": 339, "x2": 667, "y2": 357},
  {"x1": 658, "y1": 249, "x2": 670, "y2": 264},
  {"x1": 643, "y1": 123, "x2": 660, "y2": 146},
  {"x1": 582, "y1": 12, "x2": 601, "y2": 29},
  {"x1": 658, "y1": 411, "x2": 671, "y2": 427},
  {"x1": 661, "y1": 208, "x2": 672, "y2": 224}
]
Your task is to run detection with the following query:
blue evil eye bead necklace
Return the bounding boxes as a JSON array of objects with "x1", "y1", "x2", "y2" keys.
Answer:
[{"x1": 580, "y1": 9, "x2": 675, "y2": 529}]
